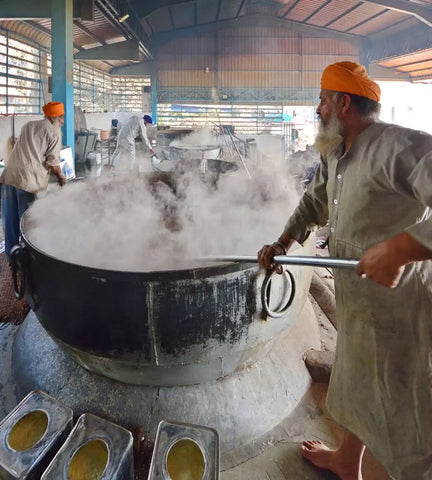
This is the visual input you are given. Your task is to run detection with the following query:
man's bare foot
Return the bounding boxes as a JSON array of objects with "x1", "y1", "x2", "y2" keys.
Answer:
[
  {"x1": 300, "y1": 440, "x2": 363, "y2": 480},
  {"x1": 301, "y1": 440, "x2": 336, "y2": 470}
]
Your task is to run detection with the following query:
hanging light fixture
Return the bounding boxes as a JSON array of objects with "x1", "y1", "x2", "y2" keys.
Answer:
[{"x1": 118, "y1": 13, "x2": 130, "y2": 23}]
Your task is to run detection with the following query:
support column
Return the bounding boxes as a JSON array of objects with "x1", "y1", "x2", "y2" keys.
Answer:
[
  {"x1": 151, "y1": 61, "x2": 158, "y2": 124},
  {"x1": 51, "y1": 0, "x2": 74, "y2": 156}
]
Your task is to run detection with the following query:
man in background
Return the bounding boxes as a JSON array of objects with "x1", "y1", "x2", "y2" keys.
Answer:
[
  {"x1": 0, "y1": 101, "x2": 66, "y2": 259},
  {"x1": 110, "y1": 114, "x2": 155, "y2": 171},
  {"x1": 258, "y1": 62, "x2": 432, "y2": 479}
]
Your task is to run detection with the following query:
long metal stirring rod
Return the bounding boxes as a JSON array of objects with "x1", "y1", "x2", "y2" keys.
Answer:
[{"x1": 201, "y1": 255, "x2": 359, "y2": 270}]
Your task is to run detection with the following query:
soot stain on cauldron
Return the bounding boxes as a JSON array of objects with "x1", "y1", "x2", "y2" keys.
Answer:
[
  {"x1": 154, "y1": 270, "x2": 257, "y2": 356},
  {"x1": 28, "y1": 254, "x2": 153, "y2": 361}
]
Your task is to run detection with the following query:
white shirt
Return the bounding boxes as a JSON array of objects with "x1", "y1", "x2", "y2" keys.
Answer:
[
  {"x1": 117, "y1": 115, "x2": 152, "y2": 150},
  {"x1": 0, "y1": 118, "x2": 62, "y2": 194}
]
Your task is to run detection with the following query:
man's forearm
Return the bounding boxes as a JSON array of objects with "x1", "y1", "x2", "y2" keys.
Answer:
[
  {"x1": 356, "y1": 231, "x2": 432, "y2": 288},
  {"x1": 258, "y1": 231, "x2": 297, "y2": 272},
  {"x1": 389, "y1": 231, "x2": 432, "y2": 265},
  {"x1": 141, "y1": 131, "x2": 153, "y2": 151},
  {"x1": 277, "y1": 232, "x2": 297, "y2": 253},
  {"x1": 48, "y1": 165, "x2": 66, "y2": 185}
]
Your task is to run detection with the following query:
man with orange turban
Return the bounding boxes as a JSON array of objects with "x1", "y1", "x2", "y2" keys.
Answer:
[
  {"x1": 258, "y1": 61, "x2": 432, "y2": 479},
  {"x1": 0, "y1": 101, "x2": 66, "y2": 258}
]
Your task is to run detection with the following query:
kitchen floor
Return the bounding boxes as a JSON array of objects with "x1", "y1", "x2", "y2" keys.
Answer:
[{"x1": 222, "y1": 382, "x2": 391, "y2": 480}]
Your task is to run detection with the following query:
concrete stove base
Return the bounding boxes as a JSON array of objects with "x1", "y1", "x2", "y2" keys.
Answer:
[{"x1": 0, "y1": 300, "x2": 320, "y2": 471}]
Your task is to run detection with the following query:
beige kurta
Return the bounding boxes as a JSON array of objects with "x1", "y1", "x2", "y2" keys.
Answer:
[
  {"x1": 0, "y1": 118, "x2": 62, "y2": 194},
  {"x1": 285, "y1": 121, "x2": 432, "y2": 479}
]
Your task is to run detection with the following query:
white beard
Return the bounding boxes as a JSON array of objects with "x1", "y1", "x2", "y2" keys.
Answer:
[
  {"x1": 314, "y1": 113, "x2": 343, "y2": 158},
  {"x1": 50, "y1": 117, "x2": 63, "y2": 131}
]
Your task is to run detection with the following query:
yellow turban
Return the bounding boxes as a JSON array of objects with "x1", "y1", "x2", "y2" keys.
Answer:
[
  {"x1": 321, "y1": 62, "x2": 381, "y2": 103},
  {"x1": 42, "y1": 101, "x2": 65, "y2": 117}
]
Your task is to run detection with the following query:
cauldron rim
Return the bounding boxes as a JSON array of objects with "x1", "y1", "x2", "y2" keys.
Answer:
[{"x1": 20, "y1": 212, "x2": 256, "y2": 281}]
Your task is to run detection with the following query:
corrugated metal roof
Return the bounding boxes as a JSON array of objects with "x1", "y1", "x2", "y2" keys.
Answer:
[
  {"x1": 2, "y1": 0, "x2": 432, "y2": 79},
  {"x1": 349, "y1": 10, "x2": 408, "y2": 36},
  {"x1": 398, "y1": 59, "x2": 432, "y2": 72},
  {"x1": 308, "y1": 0, "x2": 359, "y2": 28},
  {"x1": 139, "y1": 0, "x2": 432, "y2": 80},
  {"x1": 171, "y1": 2, "x2": 196, "y2": 28},
  {"x1": 286, "y1": 0, "x2": 331, "y2": 23},
  {"x1": 328, "y1": 3, "x2": 383, "y2": 31},
  {"x1": 218, "y1": 0, "x2": 245, "y2": 20},
  {"x1": 196, "y1": 0, "x2": 220, "y2": 24},
  {"x1": 370, "y1": 16, "x2": 417, "y2": 40},
  {"x1": 376, "y1": 47, "x2": 432, "y2": 81},
  {"x1": 147, "y1": 8, "x2": 173, "y2": 33},
  {"x1": 381, "y1": 49, "x2": 432, "y2": 67},
  {"x1": 0, "y1": 20, "x2": 51, "y2": 48}
]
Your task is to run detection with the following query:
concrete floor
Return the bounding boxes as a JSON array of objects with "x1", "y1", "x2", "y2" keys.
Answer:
[
  {"x1": 0, "y1": 328, "x2": 391, "y2": 480},
  {"x1": 222, "y1": 382, "x2": 391, "y2": 480}
]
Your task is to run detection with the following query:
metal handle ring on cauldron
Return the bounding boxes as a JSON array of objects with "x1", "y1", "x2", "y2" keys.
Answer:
[
  {"x1": 261, "y1": 268, "x2": 296, "y2": 318},
  {"x1": 9, "y1": 244, "x2": 28, "y2": 299}
]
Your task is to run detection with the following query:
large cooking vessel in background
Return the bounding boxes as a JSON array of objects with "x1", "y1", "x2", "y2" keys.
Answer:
[{"x1": 10, "y1": 213, "x2": 314, "y2": 386}]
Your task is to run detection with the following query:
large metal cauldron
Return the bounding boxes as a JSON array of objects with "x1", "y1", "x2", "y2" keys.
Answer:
[{"x1": 11, "y1": 213, "x2": 314, "y2": 386}]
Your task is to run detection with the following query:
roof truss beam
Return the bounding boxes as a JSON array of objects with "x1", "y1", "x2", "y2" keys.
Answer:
[
  {"x1": 110, "y1": 62, "x2": 153, "y2": 75},
  {"x1": 74, "y1": 39, "x2": 140, "y2": 60},
  {"x1": 73, "y1": 19, "x2": 106, "y2": 45},
  {"x1": 362, "y1": 0, "x2": 432, "y2": 27},
  {"x1": 0, "y1": 0, "x2": 94, "y2": 20},
  {"x1": 23, "y1": 19, "x2": 114, "y2": 68},
  {"x1": 130, "y1": 0, "x2": 192, "y2": 18},
  {"x1": 153, "y1": 13, "x2": 364, "y2": 47},
  {"x1": 95, "y1": 0, "x2": 153, "y2": 60}
]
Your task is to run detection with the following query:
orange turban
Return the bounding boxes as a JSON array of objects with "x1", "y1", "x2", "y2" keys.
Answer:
[
  {"x1": 42, "y1": 101, "x2": 65, "y2": 117},
  {"x1": 321, "y1": 61, "x2": 381, "y2": 103}
]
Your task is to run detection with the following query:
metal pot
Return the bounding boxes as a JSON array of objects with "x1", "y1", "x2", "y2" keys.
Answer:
[{"x1": 10, "y1": 213, "x2": 313, "y2": 386}]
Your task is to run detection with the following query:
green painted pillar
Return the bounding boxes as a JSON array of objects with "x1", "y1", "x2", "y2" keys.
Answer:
[
  {"x1": 151, "y1": 60, "x2": 157, "y2": 124},
  {"x1": 51, "y1": 0, "x2": 74, "y2": 156}
]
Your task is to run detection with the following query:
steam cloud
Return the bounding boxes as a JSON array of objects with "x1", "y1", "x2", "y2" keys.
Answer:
[{"x1": 24, "y1": 133, "x2": 302, "y2": 272}]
